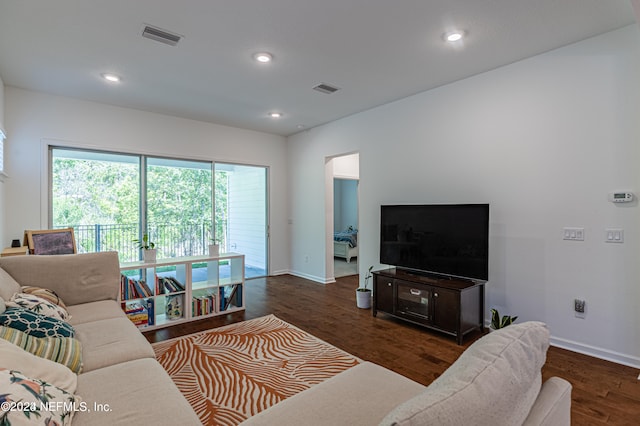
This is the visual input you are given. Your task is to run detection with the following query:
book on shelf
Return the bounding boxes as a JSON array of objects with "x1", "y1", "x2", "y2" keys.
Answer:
[
  {"x1": 219, "y1": 284, "x2": 242, "y2": 311},
  {"x1": 192, "y1": 294, "x2": 216, "y2": 316},
  {"x1": 125, "y1": 306, "x2": 148, "y2": 327},
  {"x1": 155, "y1": 275, "x2": 186, "y2": 294},
  {"x1": 146, "y1": 298, "x2": 155, "y2": 326},
  {"x1": 120, "y1": 274, "x2": 153, "y2": 299}
]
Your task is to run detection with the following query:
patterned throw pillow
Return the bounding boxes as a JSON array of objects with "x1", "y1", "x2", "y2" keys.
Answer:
[
  {"x1": 21, "y1": 286, "x2": 68, "y2": 310},
  {"x1": 0, "y1": 307, "x2": 75, "y2": 338},
  {"x1": 0, "y1": 368, "x2": 80, "y2": 425},
  {"x1": 7, "y1": 293, "x2": 71, "y2": 321},
  {"x1": 0, "y1": 326, "x2": 83, "y2": 373}
]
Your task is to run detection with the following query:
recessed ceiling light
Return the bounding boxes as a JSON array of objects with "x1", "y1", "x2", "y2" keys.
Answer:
[
  {"x1": 253, "y1": 52, "x2": 273, "y2": 63},
  {"x1": 268, "y1": 112, "x2": 283, "y2": 119},
  {"x1": 444, "y1": 31, "x2": 465, "y2": 42},
  {"x1": 101, "y1": 73, "x2": 121, "y2": 83}
]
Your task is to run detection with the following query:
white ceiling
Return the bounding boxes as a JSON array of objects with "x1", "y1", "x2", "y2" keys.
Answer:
[{"x1": 0, "y1": 1, "x2": 636, "y2": 136}]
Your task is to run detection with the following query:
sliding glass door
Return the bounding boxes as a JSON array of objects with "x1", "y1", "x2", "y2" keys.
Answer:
[
  {"x1": 215, "y1": 163, "x2": 268, "y2": 278},
  {"x1": 51, "y1": 148, "x2": 268, "y2": 275}
]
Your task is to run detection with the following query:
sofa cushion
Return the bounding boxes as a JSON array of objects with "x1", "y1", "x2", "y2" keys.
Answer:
[
  {"x1": 0, "y1": 368, "x2": 80, "y2": 425},
  {"x1": 380, "y1": 321, "x2": 549, "y2": 426},
  {"x1": 0, "y1": 337, "x2": 77, "y2": 393},
  {"x1": 7, "y1": 292, "x2": 71, "y2": 321},
  {"x1": 73, "y1": 317, "x2": 155, "y2": 372},
  {"x1": 0, "y1": 266, "x2": 21, "y2": 300},
  {"x1": 74, "y1": 358, "x2": 201, "y2": 426},
  {"x1": 0, "y1": 325, "x2": 83, "y2": 373},
  {"x1": 0, "y1": 307, "x2": 75, "y2": 338},
  {"x1": 66, "y1": 300, "x2": 126, "y2": 326},
  {"x1": 240, "y1": 361, "x2": 426, "y2": 426},
  {"x1": 0, "y1": 252, "x2": 121, "y2": 306}
]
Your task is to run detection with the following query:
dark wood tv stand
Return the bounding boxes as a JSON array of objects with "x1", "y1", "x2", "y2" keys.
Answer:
[{"x1": 372, "y1": 268, "x2": 485, "y2": 345}]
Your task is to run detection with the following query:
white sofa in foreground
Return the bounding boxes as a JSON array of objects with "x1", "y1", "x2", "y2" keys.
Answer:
[
  {"x1": 1, "y1": 251, "x2": 571, "y2": 426},
  {"x1": 0, "y1": 251, "x2": 201, "y2": 426},
  {"x1": 241, "y1": 321, "x2": 572, "y2": 426}
]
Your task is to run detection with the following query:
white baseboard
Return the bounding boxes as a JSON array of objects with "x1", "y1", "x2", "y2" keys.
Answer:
[
  {"x1": 549, "y1": 336, "x2": 640, "y2": 370},
  {"x1": 282, "y1": 270, "x2": 335, "y2": 284},
  {"x1": 483, "y1": 320, "x2": 640, "y2": 370}
]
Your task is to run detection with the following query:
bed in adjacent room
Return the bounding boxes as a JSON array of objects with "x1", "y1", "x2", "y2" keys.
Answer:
[{"x1": 333, "y1": 230, "x2": 358, "y2": 263}]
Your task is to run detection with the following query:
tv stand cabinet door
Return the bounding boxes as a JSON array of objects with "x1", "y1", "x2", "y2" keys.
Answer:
[
  {"x1": 431, "y1": 288, "x2": 458, "y2": 333},
  {"x1": 373, "y1": 274, "x2": 394, "y2": 315}
]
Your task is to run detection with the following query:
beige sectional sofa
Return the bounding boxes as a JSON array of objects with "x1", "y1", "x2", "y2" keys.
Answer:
[
  {"x1": 0, "y1": 251, "x2": 201, "y2": 425},
  {"x1": 1, "y1": 251, "x2": 572, "y2": 426}
]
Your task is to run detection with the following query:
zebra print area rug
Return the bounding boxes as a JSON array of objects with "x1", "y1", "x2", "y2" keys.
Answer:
[{"x1": 152, "y1": 314, "x2": 362, "y2": 425}]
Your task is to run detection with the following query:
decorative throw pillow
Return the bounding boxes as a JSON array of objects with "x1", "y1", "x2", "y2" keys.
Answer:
[
  {"x1": 0, "y1": 326, "x2": 83, "y2": 373},
  {"x1": 0, "y1": 307, "x2": 75, "y2": 338},
  {"x1": 0, "y1": 338, "x2": 77, "y2": 393},
  {"x1": 21, "y1": 286, "x2": 68, "y2": 310},
  {"x1": 0, "y1": 368, "x2": 80, "y2": 425},
  {"x1": 0, "y1": 267, "x2": 21, "y2": 300},
  {"x1": 7, "y1": 293, "x2": 71, "y2": 321}
]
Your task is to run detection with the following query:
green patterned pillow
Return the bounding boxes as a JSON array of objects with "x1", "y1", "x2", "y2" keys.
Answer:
[
  {"x1": 0, "y1": 368, "x2": 80, "y2": 425},
  {"x1": 0, "y1": 307, "x2": 75, "y2": 338},
  {"x1": 0, "y1": 326, "x2": 83, "y2": 373}
]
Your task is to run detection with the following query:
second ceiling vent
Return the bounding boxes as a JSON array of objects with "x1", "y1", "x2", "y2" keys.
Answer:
[
  {"x1": 313, "y1": 83, "x2": 340, "y2": 94},
  {"x1": 141, "y1": 24, "x2": 182, "y2": 46}
]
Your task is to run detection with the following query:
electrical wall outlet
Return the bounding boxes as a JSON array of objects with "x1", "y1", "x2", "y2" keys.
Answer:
[{"x1": 574, "y1": 299, "x2": 586, "y2": 318}]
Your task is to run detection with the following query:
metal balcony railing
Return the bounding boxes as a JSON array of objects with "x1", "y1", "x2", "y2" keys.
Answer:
[{"x1": 64, "y1": 222, "x2": 220, "y2": 262}]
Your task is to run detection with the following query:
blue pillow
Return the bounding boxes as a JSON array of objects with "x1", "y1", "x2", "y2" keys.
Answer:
[{"x1": 0, "y1": 307, "x2": 75, "y2": 338}]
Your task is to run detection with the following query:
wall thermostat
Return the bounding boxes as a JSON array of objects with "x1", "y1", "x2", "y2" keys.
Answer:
[{"x1": 609, "y1": 192, "x2": 634, "y2": 203}]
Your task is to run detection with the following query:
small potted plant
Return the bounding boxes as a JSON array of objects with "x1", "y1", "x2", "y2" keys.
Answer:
[
  {"x1": 490, "y1": 308, "x2": 518, "y2": 331},
  {"x1": 208, "y1": 239, "x2": 220, "y2": 256},
  {"x1": 356, "y1": 265, "x2": 374, "y2": 309},
  {"x1": 134, "y1": 234, "x2": 157, "y2": 263}
]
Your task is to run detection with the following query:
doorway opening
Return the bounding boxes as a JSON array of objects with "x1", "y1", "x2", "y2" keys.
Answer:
[{"x1": 325, "y1": 153, "x2": 359, "y2": 280}]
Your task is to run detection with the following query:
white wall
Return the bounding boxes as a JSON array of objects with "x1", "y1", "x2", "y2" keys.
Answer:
[
  {"x1": 288, "y1": 25, "x2": 640, "y2": 367},
  {"x1": 332, "y1": 153, "x2": 359, "y2": 179},
  {"x1": 4, "y1": 87, "x2": 289, "y2": 275},
  {"x1": 334, "y1": 179, "x2": 358, "y2": 232}
]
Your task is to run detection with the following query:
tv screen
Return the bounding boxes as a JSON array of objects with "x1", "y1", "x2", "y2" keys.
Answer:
[{"x1": 380, "y1": 204, "x2": 489, "y2": 281}]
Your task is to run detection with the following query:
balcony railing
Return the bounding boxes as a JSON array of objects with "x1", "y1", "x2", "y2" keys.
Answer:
[{"x1": 65, "y1": 222, "x2": 219, "y2": 262}]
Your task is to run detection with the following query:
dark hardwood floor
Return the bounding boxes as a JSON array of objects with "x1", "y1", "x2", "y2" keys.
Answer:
[{"x1": 144, "y1": 274, "x2": 640, "y2": 425}]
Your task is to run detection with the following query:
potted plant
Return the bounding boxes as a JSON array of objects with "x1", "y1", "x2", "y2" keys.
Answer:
[
  {"x1": 490, "y1": 308, "x2": 518, "y2": 331},
  {"x1": 134, "y1": 234, "x2": 157, "y2": 263},
  {"x1": 356, "y1": 265, "x2": 374, "y2": 309},
  {"x1": 208, "y1": 239, "x2": 220, "y2": 256}
]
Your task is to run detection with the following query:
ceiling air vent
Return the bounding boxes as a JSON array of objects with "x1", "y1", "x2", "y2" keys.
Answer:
[
  {"x1": 141, "y1": 24, "x2": 182, "y2": 46},
  {"x1": 313, "y1": 83, "x2": 340, "y2": 94}
]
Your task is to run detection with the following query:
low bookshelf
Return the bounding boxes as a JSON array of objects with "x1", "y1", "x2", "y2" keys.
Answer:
[{"x1": 120, "y1": 253, "x2": 245, "y2": 331}]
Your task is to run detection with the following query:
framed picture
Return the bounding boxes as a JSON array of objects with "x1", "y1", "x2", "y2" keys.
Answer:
[{"x1": 23, "y1": 228, "x2": 77, "y2": 255}]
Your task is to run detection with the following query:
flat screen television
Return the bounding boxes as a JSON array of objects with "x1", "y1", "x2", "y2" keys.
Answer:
[{"x1": 380, "y1": 204, "x2": 489, "y2": 282}]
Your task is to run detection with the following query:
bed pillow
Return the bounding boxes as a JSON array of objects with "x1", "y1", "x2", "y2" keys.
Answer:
[
  {"x1": 0, "y1": 368, "x2": 80, "y2": 425},
  {"x1": 0, "y1": 325, "x2": 83, "y2": 373},
  {"x1": 21, "y1": 285, "x2": 68, "y2": 310},
  {"x1": 0, "y1": 307, "x2": 75, "y2": 338},
  {"x1": 7, "y1": 293, "x2": 71, "y2": 321},
  {"x1": 0, "y1": 267, "x2": 21, "y2": 300},
  {"x1": 0, "y1": 296, "x2": 5, "y2": 314},
  {"x1": 0, "y1": 338, "x2": 77, "y2": 392}
]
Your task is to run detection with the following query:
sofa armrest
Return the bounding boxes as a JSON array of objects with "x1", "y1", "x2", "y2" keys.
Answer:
[
  {"x1": 0, "y1": 252, "x2": 120, "y2": 306},
  {"x1": 523, "y1": 377, "x2": 572, "y2": 426}
]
